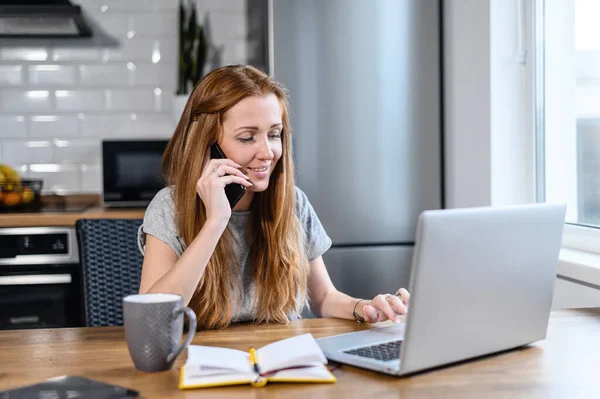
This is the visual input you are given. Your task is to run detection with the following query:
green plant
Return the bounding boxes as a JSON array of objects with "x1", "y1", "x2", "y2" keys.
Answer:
[{"x1": 177, "y1": 0, "x2": 207, "y2": 95}]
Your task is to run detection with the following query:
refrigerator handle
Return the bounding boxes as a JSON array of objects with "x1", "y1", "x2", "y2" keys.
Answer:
[{"x1": 267, "y1": 0, "x2": 275, "y2": 76}]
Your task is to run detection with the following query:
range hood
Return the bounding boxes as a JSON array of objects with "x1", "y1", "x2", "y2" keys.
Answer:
[{"x1": 0, "y1": 0, "x2": 92, "y2": 38}]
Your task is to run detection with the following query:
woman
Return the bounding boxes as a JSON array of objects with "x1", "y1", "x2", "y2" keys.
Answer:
[{"x1": 138, "y1": 65, "x2": 410, "y2": 329}]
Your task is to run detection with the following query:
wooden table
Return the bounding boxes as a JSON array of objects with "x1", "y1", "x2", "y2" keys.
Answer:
[{"x1": 1, "y1": 309, "x2": 599, "y2": 398}]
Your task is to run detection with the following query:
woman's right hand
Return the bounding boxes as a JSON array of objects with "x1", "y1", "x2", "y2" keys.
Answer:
[{"x1": 196, "y1": 159, "x2": 252, "y2": 221}]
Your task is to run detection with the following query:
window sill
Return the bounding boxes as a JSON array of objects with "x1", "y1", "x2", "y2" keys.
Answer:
[{"x1": 558, "y1": 248, "x2": 600, "y2": 289}]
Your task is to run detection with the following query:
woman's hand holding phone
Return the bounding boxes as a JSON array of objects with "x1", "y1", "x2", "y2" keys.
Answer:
[{"x1": 196, "y1": 158, "x2": 252, "y2": 222}]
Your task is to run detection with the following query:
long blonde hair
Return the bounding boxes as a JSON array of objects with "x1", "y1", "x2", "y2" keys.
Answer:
[{"x1": 161, "y1": 65, "x2": 309, "y2": 329}]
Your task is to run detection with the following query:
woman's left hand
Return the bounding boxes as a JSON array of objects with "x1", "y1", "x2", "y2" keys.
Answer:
[{"x1": 360, "y1": 288, "x2": 410, "y2": 323}]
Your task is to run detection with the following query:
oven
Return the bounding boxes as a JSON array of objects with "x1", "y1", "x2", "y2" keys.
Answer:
[{"x1": 0, "y1": 227, "x2": 84, "y2": 330}]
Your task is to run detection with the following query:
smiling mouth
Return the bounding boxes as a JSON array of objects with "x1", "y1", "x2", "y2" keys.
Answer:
[{"x1": 248, "y1": 167, "x2": 269, "y2": 172}]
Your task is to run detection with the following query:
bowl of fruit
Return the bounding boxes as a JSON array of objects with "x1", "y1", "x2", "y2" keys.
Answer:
[{"x1": 0, "y1": 164, "x2": 43, "y2": 212}]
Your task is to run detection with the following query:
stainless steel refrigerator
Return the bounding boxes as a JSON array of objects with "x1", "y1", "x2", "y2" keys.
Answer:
[{"x1": 271, "y1": 0, "x2": 442, "y2": 301}]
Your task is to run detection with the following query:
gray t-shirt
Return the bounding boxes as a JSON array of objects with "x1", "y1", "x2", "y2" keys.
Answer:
[{"x1": 137, "y1": 186, "x2": 332, "y2": 322}]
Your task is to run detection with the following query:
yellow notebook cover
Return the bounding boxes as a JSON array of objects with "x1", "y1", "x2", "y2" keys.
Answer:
[{"x1": 179, "y1": 333, "x2": 336, "y2": 389}]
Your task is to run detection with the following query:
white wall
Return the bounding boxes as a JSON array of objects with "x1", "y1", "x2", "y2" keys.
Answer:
[
  {"x1": 443, "y1": 0, "x2": 492, "y2": 208},
  {"x1": 0, "y1": 0, "x2": 247, "y2": 194}
]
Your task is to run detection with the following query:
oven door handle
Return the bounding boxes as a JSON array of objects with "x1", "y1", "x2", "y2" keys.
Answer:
[{"x1": 0, "y1": 274, "x2": 72, "y2": 285}]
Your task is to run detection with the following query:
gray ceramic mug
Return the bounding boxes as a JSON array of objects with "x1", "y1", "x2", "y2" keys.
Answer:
[{"x1": 123, "y1": 293, "x2": 197, "y2": 372}]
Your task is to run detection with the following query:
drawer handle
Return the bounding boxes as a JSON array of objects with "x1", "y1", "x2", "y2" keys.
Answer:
[
  {"x1": 10, "y1": 316, "x2": 40, "y2": 325},
  {"x1": 0, "y1": 274, "x2": 72, "y2": 285}
]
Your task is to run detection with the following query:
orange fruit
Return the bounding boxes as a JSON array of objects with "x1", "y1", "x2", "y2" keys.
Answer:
[
  {"x1": 3, "y1": 192, "x2": 21, "y2": 207},
  {"x1": 21, "y1": 187, "x2": 34, "y2": 204}
]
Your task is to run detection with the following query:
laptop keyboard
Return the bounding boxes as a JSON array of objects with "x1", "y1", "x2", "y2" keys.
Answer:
[{"x1": 344, "y1": 340, "x2": 403, "y2": 361}]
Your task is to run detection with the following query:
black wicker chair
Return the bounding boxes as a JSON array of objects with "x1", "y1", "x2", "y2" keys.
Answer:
[{"x1": 76, "y1": 218, "x2": 144, "y2": 327}]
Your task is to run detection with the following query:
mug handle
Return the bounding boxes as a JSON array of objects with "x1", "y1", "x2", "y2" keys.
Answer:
[{"x1": 166, "y1": 306, "x2": 197, "y2": 363}]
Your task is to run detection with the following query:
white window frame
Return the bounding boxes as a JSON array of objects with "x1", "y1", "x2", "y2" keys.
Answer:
[
  {"x1": 562, "y1": 224, "x2": 600, "y2": 254},
  {"x1": 444, "y1": 0, "x2": 600, "y2": 289},
  {"x1": 443, "y1": 0, "x2": 537, "y2": 209},
  {"x1": 540, "y1": 0, "x2": 600, "y2": 288}
]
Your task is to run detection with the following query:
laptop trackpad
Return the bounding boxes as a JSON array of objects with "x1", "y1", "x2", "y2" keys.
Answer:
[{"x1": 317, "y1": 323, "x2": 406, "y2": 353}]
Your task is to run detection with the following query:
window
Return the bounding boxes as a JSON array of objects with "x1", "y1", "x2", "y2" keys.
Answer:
[{"x1": 538, "y1": 0, "x2": 600, "y2": 234}]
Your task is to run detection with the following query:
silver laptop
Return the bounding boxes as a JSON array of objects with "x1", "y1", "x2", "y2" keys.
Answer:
[{"x1": 317, "y1": 203, "x2": 566, "y2": 376}]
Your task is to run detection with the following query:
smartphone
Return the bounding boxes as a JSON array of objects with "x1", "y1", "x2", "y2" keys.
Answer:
[
  {"x1": 210, "y1": 142, "x2": 247, "y2": 208},
  {"x1": 1, "y1": 375, "x2": 140, "y2": 398}
]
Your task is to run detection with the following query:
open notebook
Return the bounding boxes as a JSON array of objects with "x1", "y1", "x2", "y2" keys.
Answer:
[{"x1": 179, "y1": 333, "x2": 336, "y2": 389}]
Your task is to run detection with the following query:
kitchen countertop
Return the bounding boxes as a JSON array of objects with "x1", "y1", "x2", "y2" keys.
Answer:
[{"x1": 0, "y1": 194, "x2": 146, "y2": 228}]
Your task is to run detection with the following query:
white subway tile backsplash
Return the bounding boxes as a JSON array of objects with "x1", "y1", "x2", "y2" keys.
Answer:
[
  {"x1": 133, "y1": 113, "x2": 174, "y2": 137},
  {"x1": 81, "y1": 164, "x2": 101, "y2": 192},
  {"x1": 51, "y1": 47, "x2": 102, "y2": 61},
  {"x1": 17, "y1": 164, "x2": 29, "y2": 175},
  {"x1": 211, "y1": 12, "x2": 247, "y2": 41},
  {"x1": 52, "y1": 139, "x2": 100, "y2": 163},
  {"x1": 153, "y1": 87, "x2": 172, "y2": 112},
  {"x1": 2, "y1": 90, "x2": 52, "y2": 112},
  {"x1": 2, "y1": 140, "x2": 53, "y2": 164},
  {"x1": 131, "y1": 13, "x2": 177, "y2": 37},
  {"x1": 103, "y1": 38, "x2": 177, "y2": 63},
  {"x1": 79, "y1": 64, "x2": 132, "y2": 86},
  {"x1": 156, "y1": 39, "x2": 178, "y2": 62},
  {"x1": 0, "y1": 0, "x2": 249, "y2": 193},
  {"x1": 55, "y1": 90, "x2": 107, "y2": 111},
  {"x1": 29, "y1": 164, "x2": 80, "y2": 193},
  {"x1": 29, "y1": 115, "x2": 80, "y2": 138},
  {"x1": 153, "y1": 0, "x2": 178, "y2": 10},
  {"x1": 0, "y1": 116, "x2": 27, "y2": 139},
  {"x1": 28, "y1": 65, "x2": 76, "y2": 86},
  {"x1": 86, "y1": 0, "x2": 149, "y2": 11},
  {"x1": 1, "y1": 48, "x2": 48, "y2": 61},
  {"x1": 203, "y1": 0, "x2": 246, "y2": 13},
  {"x1": 109, "y1": 89, "x2": 155, "y2": 111},
  {"x1": 0, "y1": 66, "x2": 23, "y2": 86},
  {"x1": 105, "y1": 38, "x2": 151, "y2": 61},
  {"x1": 80, "y1": 114, "x2": 133, "y2": 137},
  {"x1": 10, "y1": 164, "x2": 29, "y2": 178},
  {"x1": 93, "y1": 14, "x2": 131, "y2": 38},
  {"x1": 79, "y1": 112, "x2": 174, "y2": 138},
  {"x1": 134, "y1": 63, "x2": 176, "y2": 87}
]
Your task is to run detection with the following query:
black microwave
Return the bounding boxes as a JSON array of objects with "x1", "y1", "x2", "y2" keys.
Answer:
[{"x1": 102, "y1": 140, "x2": 169, "y2": 207}]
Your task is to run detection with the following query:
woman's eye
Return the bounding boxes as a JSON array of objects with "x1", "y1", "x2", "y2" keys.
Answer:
[
  {"x1": 238, "y1": 137, "x2": 254, "y2": 143},
  {"x1": 269, "y1": 133, "x2": 282, "y2": 139}
]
